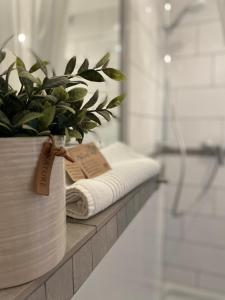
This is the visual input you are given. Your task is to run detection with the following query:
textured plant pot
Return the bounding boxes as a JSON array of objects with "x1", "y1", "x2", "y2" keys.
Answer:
[{"x1": 0, "y1": 136, "x2": 66, "y2": 288}]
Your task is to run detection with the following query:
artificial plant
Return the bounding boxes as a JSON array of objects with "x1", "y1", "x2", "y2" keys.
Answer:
[{"x1": 0, "y1": 37, "x2": 125, "y2": 143}]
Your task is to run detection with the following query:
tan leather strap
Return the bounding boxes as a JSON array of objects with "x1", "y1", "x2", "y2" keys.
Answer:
[
  {"x1": 34, "y1": 136, "x2": 74, "y2": 196},
  {"x1": 49, "y1": 135, "x2": 74, "y2": 163}
]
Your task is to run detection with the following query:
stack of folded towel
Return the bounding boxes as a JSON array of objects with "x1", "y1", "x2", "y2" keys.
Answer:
[{"x1": 66, "y1": 142, "x2": 160, "y2": 219}]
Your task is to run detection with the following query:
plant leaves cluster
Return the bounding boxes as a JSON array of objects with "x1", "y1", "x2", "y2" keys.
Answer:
[{"x1": 0, "y1": 40, "x2": 126, "y2": 143}]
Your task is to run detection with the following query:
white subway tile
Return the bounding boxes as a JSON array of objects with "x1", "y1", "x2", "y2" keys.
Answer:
[
  {"x1": 215, "y1": 189, "x2": 225, "y2": 216},
  {"x1": 213, "y1": 165, "x2": 225, "y2": 188},
  {"x1": 163, "y1": 264, "x2": 197, "y2": 287},
  {"x1": 198, "y1": 21, "x2": 225, "y2": 53},
  {"x1": 164, "y1": 183, "x2": 215, "y2": 216},
  {"x1": 170, "y1": 0, "x2": 219, "y2": 25},
  {"x1": 184, "y1": 214, "x2": 225, "y2": 247},
  {"x1": 129, "y1": 0, "x2": 158, "y2": 41},
  {"x1": 128, "y1": 19, "x2": 158, "y2": 81},
  {"x1": 163, "y1": 184, "x2": 177, "y2": 211},
  {"x1": 168, "y1": 25, "x2": 198, "y2": 56},
  {"x1": 213, "y1": 54, "x2": 225, "y2": 85},
  {"x1": 174, "y1": 88, "x2": 225, "y2": 118},
  {"x1": 169, "y1": 56, "x2": 212, "y2": 87},
  {"x1": 128, "y1": 116, "x2": 162, "y2": 154},
  {"x1": 165, "y1": 212, "x2": 184, "y2": 239},
  {"x1": 164, "y1": 239, "x2": 225, "y2": 276},
  {"x1": 68, "y1": 6, "x2": 118, "y2": 40},
  {"x1": 199, "y1": 273, "x2": 225, "y2": 294},
  {"x1": 128, "y1": 65, "x2": 158, "y2": 115},
  {"x1": 164, "y1": 155, "x2": 187, "y2": 184},
  {"x1": 167, "y1": 118, "x2": 222, "y2": 148},
  {"x1": 164, "y1": 155, "x2": 219, "y2": 186}
]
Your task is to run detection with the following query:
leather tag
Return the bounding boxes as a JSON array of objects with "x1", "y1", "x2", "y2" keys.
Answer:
[{"x1": 34, "y1": 140, "x2": 56, "y2": 196}]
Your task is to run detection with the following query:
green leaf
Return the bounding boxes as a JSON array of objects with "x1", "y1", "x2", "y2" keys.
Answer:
[
  {"x1": 38, "y1": 105, "x2": 56, "y2": 131},
  {"x1": 72, "y1": 130, "x2": 83, "y2": 139},
  {"x1": 36, "y1": 77, "x2": 42, "y2": 88},
  {"x1": 57, "y1": 105, "x2": 75, "y2": 114},
  {"x1": 42, "y1": 76, "x2": 70, "y2": 89},
  {"x1": 78, "y1": 58, "x2": 89, "y2": 74},
  {"x1": 102, "y1": 60, "x2": 110, "y2": 68},
  {"x1": 52, "y1": 68, "x2": 56, "y2": 76},
  {"x1": 0, "y1": 121, "x2": 11, "y2": 132},
  {"x1": 22, "y1": 124, "x2": 39, "y2": 134},
  {"x1": 69, "y1": 129, "x2": 83, "y2": 140},
  {"x1": 5, "y1": 90, "x2": 17, "y2": 97},
  {"x1": 97, "y1": 110, "x2": 111, "y2": 121},
  {"x1": 96, "y1": 97, "x2": 108, "y2": 110},
  {"x1": 19, "y1": 70, "x2": 39, "y2": 84},
  {"x1": 86, "y1": 112, "x2": 101, "y2": 125},
  {"x1": 31, "y1": 51, "x2": 48, "y2": 76},
  {"x1": 1, "y1": 62, "x2": 15, "y2": 86},
  {"x1": 82, "y1": 121, "x2": 98, "y2": 130},
  {"x1": 16, "y1": 57, "x2": 34, "y2": 96},
  {"x1": 68, "y1": 87, "x2": 88, "y2": 101},
  {"x1": 83, "y1": 90, "x2": 99, "y2": 109},
  {"x1": 66, "y1": 80, "x2": 88, "y2": 87},
  {"x1": 95, "y1": 52, "x2": 110, "y2": 68},
  {"x1": 27, "y1": 99, "x2": 43, "y2": 112},
  {"x1": 65, "y1": 56, "x2": 76, "y2": 75},
  {"x1": 29, "y1": 60, "x2": 49, "y2": 73},
  {"x1": 76, "y1": 110, "x2": 86, "y2": 123},
  {"x1": 16, "y1": 57, "x2": 26, "y2": 71},
  {"x1": 71, "y1": 99, "x2": 83, "y2": 110},
  {"x1": 79, "y1": 70, "x2": 105, "y2": 82},
  {"x1": 103, "y1": 68, "x2": 126, "y2": 81},
  {"x1": 1, "y1": 62, "x2": 15, "y2": 76},
  {"x1": 4, "y1": 96, "x2": 24, "y2": 120},
  {"x1": 38, "y1": 130, "x2": 51, "y2": 136},
  {"x1": 32, "y1": 95, "x2": 57, "y2": 103},
  {"x1": 75, "y1": 128, "x2": 84, "y2": 143},
  {"x1": 0, "y1": 35, "x2": 14, "y2": 64},
  {"x1": 52, "y1": 86, "x2": 69, "y2": 101},
  {"x1": 107, "y1": 110, "x2": 118, "y2": 119},
  {"x1": 0, "y1": 110, "x2": 11, "y2": 126},
  {"x1": 15, "y1": 112, "x2": 43, "y2": 126},
  {"x1": 106, "y1": 95, "x2": 125, "y2": 109},
  {"x1": 0, "y1": 51, "x2": 6, "y2": 64},
  {"x1": 0, "y1": 77, "x2": 7, "y2": 92}
]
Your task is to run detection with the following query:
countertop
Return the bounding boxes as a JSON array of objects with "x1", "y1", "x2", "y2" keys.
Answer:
[{"x1": 0, "y1": 175, "x2": 159, "y2": 300}]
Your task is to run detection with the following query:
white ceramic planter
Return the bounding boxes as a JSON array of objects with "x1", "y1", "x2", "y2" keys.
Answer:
[{"x1": 0, "y1": 136, "x2": 66, "y2": 288}]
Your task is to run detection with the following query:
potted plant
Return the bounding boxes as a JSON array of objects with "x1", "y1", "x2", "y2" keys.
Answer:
[{"x1": 0, "y1": 37, "x2": 125, "y2": 288}]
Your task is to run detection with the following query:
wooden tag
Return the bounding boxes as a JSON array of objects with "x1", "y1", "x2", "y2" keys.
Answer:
[
  {"x1": 65, "y1": 143, "x2": 111, "y2": 182},
  {"x1": 65, "y1": 157, "x2": 86, "y2": 182},
  {"x1": 34, "y1": 141, "x2": 55, "y2": 196}
]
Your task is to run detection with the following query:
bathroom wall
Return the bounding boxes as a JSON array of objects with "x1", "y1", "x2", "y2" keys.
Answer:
[
  {"x1": 66, "y1": 0, "x2": 121, "y2": 146},
  {"x1": 0, "y1": 0, "x2": 122, "y2": 146},
  {"x1": 121, "y1": 0, "x2": 165, "y2": 292},
  {"x1": 163, "y1": 0, "x2": 225, "y2": 295},
  {"x1": 124, "y1": 0, "x2": 164, "y2": 154}
]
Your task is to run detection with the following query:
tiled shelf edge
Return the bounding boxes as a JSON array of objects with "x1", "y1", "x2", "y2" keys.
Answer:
[{"x1": 0, "y1": 175, "x2": 159, "y2": 300}]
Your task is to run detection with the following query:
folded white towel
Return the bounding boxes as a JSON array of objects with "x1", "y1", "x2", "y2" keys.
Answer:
[{"x1": 66, "y1": 142, "x2": 160, "y2": 219}]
